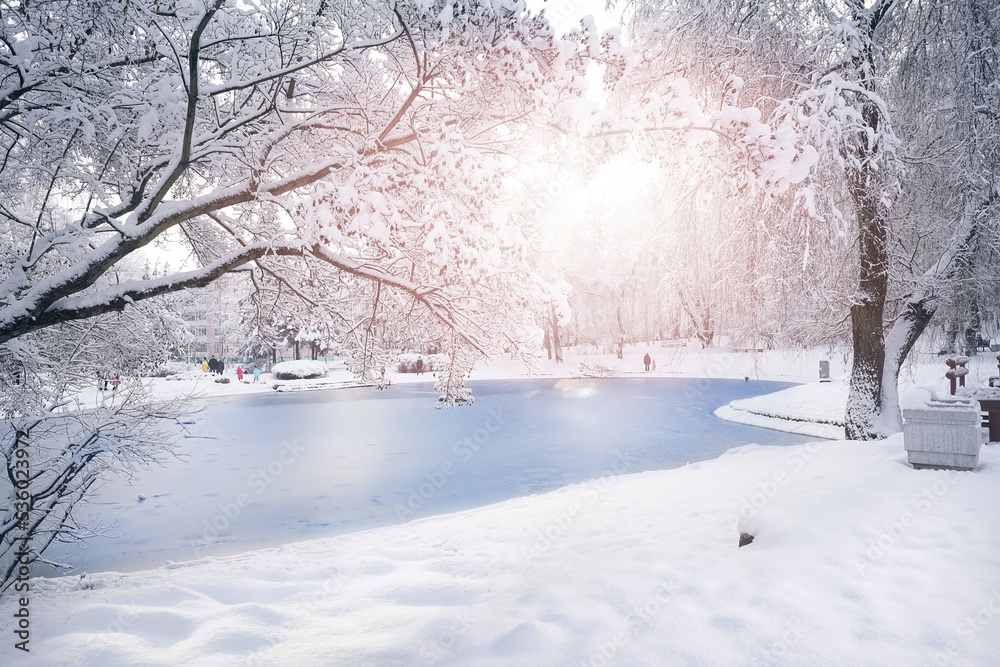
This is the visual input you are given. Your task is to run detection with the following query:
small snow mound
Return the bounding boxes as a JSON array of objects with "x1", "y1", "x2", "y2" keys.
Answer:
[
  {"x1": 166, "y1": 371, "x2": 210, "y2": 381},
  {"x1": 153, "y1": 361, "x2": 197, "y2": 377},
  {"x1": 489, "y1": 619, "x2": 568, "y2": 655},
  {"x1": 271, "y1": 360, "x2": 328, "y2": 380}
]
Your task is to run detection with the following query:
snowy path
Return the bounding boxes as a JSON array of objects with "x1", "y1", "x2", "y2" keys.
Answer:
[{"x1": 43, "y1": 378, "x2": 811, "y2": 576}]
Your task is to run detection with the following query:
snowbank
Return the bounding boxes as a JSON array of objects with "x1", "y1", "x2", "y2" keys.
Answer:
[
  {"x1": 717, "y1": 380, "x2": 848, "y2": 439},
  {"x1": 713, "y1": 404, "x2": 844, "y2": 440},
  {"x1": 5, "y1": 437, "x2": 998, "y2": 665}
]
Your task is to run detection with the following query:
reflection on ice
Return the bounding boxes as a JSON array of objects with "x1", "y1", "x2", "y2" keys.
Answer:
[{"x1": 554, "y1": 379, "x2": 597, "y2": 398}]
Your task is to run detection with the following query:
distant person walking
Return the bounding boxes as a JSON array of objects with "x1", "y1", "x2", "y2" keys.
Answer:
[
  {"x1": 643, "y1": 352, "x2": 651, "y2": 372},
  {"x1": 236, "y1": 366, "x2": 244, "y2": 381},
  {"x1": 253, "y1": 365, "x2": 261, "y2": 383},
  {"x1": 217, "y1": 359, "x2": 225, "y2": 375},
  {"x1": 111, "y1": 371, "x2": 121, "y2": 392},
  {"x1": 208, "y1": 355, "x2": 218, "y2": 374},
  {"x1": 416, "y1": 357, "x2": 424, "y2": 375},
  {"x1": 201, "y1": 357, "x2": 209, "y2": 373}
]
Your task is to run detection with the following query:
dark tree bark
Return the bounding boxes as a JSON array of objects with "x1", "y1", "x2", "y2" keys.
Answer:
[
  {"x1": 844, "y1": 3, "x2": 893, "y2": 440},
  {"x1": 845, "y1": 169, "x2": 890, "y2": 439}
]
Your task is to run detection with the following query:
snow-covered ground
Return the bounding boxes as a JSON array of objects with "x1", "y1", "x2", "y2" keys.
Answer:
[
  {"x1": 4, "y1": 345, "x2": 999, "y2": 666},
  {"x1": 6, "y1": 436, "x2": 999, "y2": 666}
]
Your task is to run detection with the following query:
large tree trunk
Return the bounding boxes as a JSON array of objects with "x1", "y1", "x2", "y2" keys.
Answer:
[
  {"x1": 846, "y1": 297, "x2": 887, "y2": 440},
  {"x1": 844, "y1": 176, "x2": 890, "y2": 440},
  {"x1": 845, "y1": 162, "x2": 891, "y2": 439},
  {"x1": 844, "y1": 10, "x2": 892, "y2": 441}
]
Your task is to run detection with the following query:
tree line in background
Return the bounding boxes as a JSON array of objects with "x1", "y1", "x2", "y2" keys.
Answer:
[{"x1": 0, "y1": 0, "x2": 997, "y2": 588}]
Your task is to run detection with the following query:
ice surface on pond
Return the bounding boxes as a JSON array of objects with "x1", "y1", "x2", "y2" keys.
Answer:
[{"x1": 43, "y1": 378, "x2": 813, "y2": 575}]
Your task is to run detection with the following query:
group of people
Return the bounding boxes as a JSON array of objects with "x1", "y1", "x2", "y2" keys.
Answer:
[
  {"x1": 200, "y1": 355, "x2": 262, "y2": 382},
  {"x1": 201, "y1": 355, "x2": 225, "y2": 375},
  {"x1": 98, "y1": 370, "x2": 122, "y2": 391}
]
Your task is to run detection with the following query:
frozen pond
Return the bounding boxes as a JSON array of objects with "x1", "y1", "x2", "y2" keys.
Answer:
[{"x1": 45, "y1": 378, "x2": 816, "y2": 575}]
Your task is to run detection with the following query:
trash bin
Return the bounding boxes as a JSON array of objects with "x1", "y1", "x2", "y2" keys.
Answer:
[
  {"x1": 819, "y1": 360, "x2": 830, "y2": 382},
  {"x1": 902, "y1": 397, "x2": 981, "y2": 470}
]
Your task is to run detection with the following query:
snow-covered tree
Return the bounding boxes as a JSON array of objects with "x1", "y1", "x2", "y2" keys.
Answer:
[
  {"x1": 620, "y1": 0, "x2": 1000, "y2": 438},
  {"x1": 0, "y1": 0, "x2": 615, "y2": 590},
  {"x1": 0, "y1": 0, "x2": 607, "y2": 377},
  {"x1": 0, "y1": 295, "x2": 189, "y2": 592}
]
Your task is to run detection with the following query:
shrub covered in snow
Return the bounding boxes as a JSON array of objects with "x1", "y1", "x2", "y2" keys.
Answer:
[
  {"x1": 271, "y1": 360, "x2": 328, "y2": 380},
  {"x1": 396, "y1": 353, "x2": 449, "y2": 373},
  {"x1": 165, "y1": 371, "x2": 207, "y2": 381},
  {"x1": 153, "y1": 361, "x2": 198, "y2": 377}
]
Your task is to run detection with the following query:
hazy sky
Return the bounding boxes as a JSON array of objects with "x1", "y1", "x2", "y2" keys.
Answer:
[{"x1": 534, "y1": 0, "x2": 619, "y2": 34}]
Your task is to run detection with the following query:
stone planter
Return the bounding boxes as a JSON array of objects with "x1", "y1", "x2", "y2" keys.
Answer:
[{"x1": 902, "y1": 398, "x2": 981, "y2": 471}]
